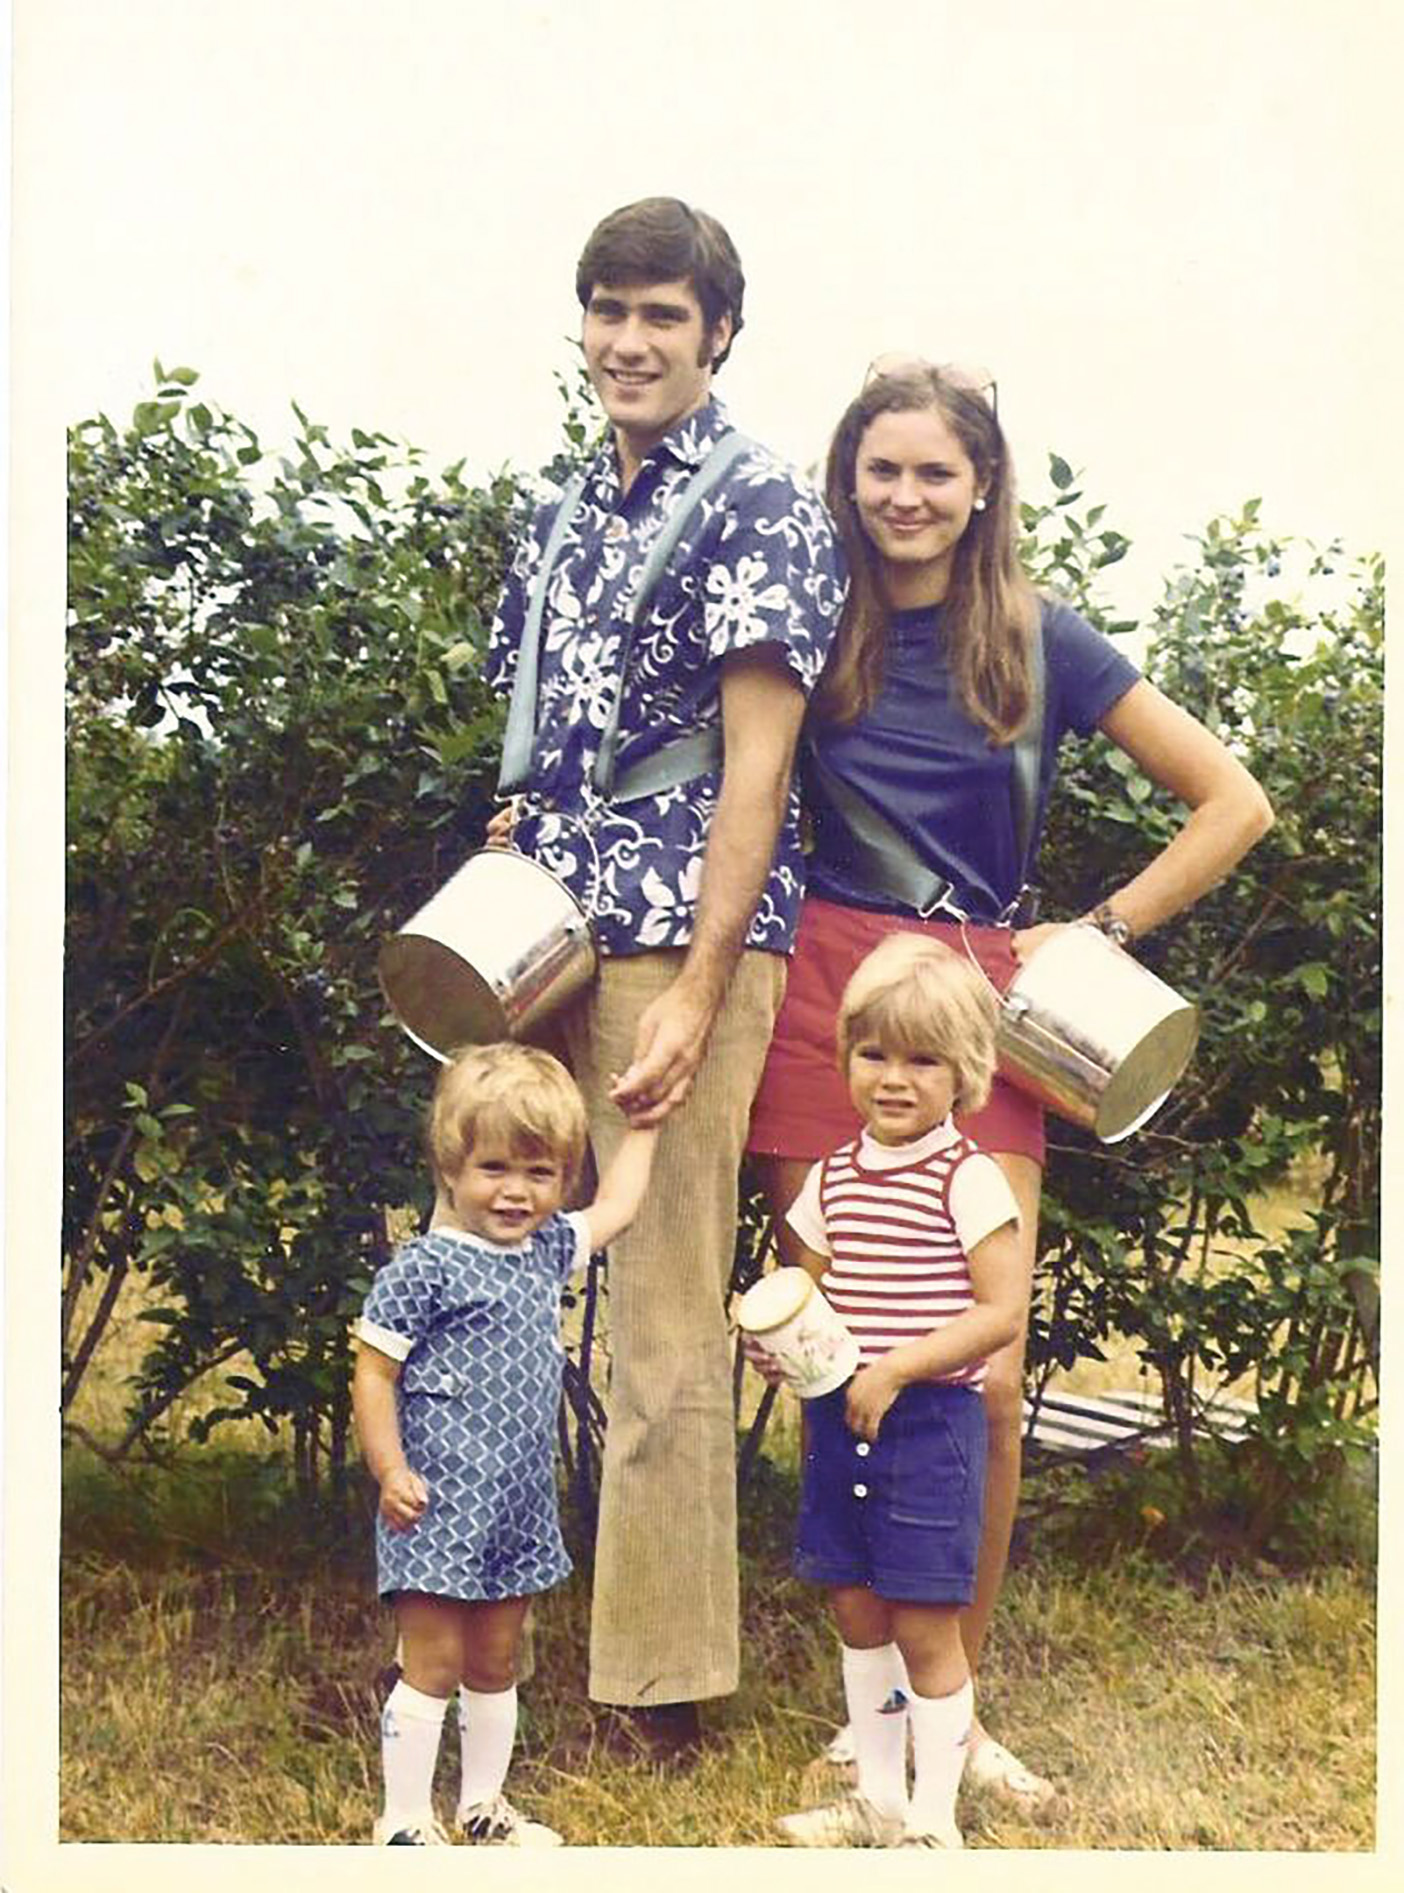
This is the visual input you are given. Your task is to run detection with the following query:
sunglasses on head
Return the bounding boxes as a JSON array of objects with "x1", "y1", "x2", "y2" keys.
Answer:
[{"x1": 863, "y1": 354, "x2": 998, "y2": 422}]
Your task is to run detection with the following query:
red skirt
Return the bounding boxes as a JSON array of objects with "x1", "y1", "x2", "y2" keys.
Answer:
[{"x1": 748, "y1": 897, "x2": 1045, "y2": 1166}]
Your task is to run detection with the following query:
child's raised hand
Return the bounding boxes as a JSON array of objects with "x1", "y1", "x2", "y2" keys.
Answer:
[
  {"x1": 379, "y1": 1465, "x2": 429, "y2": 1531},
  {"x1": 844, "y1": 1362, "x2": 901, "y2": 1442}
]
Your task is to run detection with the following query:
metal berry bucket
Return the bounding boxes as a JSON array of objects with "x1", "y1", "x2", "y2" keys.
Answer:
[
  {"x1": 995, "y1": 924, "x2": 1200, "y2": 1143},
  {"x1": 378, "y1": 850, "x2": 598, "y2": 1062},
  {"x1": 735, "y1": 1267, "x2": 860, "y2": 1399}
]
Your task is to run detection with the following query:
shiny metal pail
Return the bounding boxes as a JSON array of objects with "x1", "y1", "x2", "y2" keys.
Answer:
[
  {"x1": 378, "y1": 850, "x2": 598, "y2": 1062},
  {"x1": 996, "y1": 924, "x2": 1200, "y2": 1143}
]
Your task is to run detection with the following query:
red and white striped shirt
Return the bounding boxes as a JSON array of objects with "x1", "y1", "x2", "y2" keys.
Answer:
[{"x1": 786, "y1": 1120, "x2": 1019, "y2": 1387}]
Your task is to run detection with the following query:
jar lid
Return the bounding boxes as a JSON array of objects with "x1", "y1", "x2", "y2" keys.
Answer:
[{"x1": 735, "y1": 1267, "x2": 813, "y2": 1335}]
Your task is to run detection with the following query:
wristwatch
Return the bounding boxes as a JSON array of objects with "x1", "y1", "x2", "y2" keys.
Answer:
[{"x1": 1091, "y1": 902, "x2": 1133, "y2": 948}]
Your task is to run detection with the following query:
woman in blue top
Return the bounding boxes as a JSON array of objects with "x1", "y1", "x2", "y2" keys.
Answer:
[{"x1": 748, "y1": 359, "x2": 1273, "y2": 1813}]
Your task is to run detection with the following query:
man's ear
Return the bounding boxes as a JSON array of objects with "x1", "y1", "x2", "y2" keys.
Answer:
[{"x1": 705, "y1": 311, "x2": 734, "y2": 369}]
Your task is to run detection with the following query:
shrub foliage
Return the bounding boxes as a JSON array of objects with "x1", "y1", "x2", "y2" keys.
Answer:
[{"x1": 64, "y1": 373, "x2": 1380, "y2": 1543}]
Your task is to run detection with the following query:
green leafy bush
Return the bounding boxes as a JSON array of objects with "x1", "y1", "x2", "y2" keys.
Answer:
[
  {"x1": 1021, "y1": 475, "x2": 1381, "y2": 1545},
  {"x1": 65, "y1": 379, "x2": 1380, "y2": 1553},
  {"x1": 65, "y1": 366, "x2": 520, "y2": 1493}
]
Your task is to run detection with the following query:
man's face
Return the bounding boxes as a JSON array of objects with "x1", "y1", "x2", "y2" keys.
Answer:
[{"x1": 581, "y1": 278, "x2": 731, "y2": 466}]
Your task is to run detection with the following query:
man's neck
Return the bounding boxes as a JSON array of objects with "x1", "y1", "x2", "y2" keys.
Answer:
[{"x1": 611, "y1": 391, "x2": 715, "y2": 497}]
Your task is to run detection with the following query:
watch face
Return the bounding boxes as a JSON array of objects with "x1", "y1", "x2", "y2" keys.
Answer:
[{"x1": 1094, "y1": 906, "x2": 1131, "y2": 945}]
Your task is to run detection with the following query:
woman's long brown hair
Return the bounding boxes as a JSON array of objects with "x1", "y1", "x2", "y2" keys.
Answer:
[{"x1": 814, "y1": 366, "x2": 1039, "y2": 743}]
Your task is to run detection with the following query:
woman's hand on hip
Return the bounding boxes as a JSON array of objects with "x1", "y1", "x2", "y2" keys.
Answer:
[{"x1": 1010, "y1": 920, "x2": 1076, "y2": 965}]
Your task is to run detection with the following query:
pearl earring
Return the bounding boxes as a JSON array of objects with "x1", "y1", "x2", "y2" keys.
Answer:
[{"x1": 973, "y1": 497, "x2": 987, "y2": 512}]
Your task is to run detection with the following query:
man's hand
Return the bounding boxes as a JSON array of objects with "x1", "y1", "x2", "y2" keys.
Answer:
[
  {"x1": 379, "y1": 1465, "x2": 429, "y2": 1531},
  {"x1": 485, "y1": 799, "x2": 518, "y2": 849},
  {"x1": 844, "y1": 1361, "x2": 903, "y2": 1443},
  {"x1": 607, "y1": 976, "x2": 718, "y2": 1126}
]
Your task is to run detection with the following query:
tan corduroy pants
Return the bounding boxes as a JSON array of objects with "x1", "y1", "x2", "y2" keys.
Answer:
[{"x1": 558, "y1": 948, "x2": 785, "y2": 1706}]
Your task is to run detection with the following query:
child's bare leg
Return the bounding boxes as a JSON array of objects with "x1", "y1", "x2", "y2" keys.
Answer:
[
  {"x1": 890, "y1": 1601, "x2": 972, "y2": 1845},
  {"x1": 398, "y1": 1590, "x2": 472, "y2": 1694}
]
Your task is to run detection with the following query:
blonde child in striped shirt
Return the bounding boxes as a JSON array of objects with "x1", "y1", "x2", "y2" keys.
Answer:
[{"x1": 766, "y1": 932, "x2": 1025, "y2": 1850}]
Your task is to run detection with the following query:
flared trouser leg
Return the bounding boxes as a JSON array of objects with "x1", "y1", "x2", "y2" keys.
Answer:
[{"x1": 560, "y1": 949, "x2": 785, "y2": 1705}]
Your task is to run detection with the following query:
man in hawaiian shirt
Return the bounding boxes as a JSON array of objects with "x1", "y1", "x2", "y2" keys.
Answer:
[{"x1": 484, "y1": 197, "x2": 844, "y2": 1760}]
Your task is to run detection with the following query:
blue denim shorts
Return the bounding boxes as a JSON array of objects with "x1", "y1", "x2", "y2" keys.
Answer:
[{"x1": 794, "y1": 1378, "x2": 987, "y2": 1604}]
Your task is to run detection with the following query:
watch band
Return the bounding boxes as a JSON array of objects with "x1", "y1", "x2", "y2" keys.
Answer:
[{"x1": 1091, "y1": 902, "x2": 1133, "y2": 947}]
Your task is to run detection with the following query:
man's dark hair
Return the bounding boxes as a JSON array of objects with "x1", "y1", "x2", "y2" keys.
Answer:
[{"x1": 575, "y1": 196, "x2": 745, "y2": 370}]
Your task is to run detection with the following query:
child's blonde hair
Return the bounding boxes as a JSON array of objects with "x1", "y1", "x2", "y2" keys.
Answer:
[
  {"x1": 425, "y1": 1042, "x2": 588, "y2": 1190},
  {"x1": 836, "y1": 933, "x2": 1000, "y2": 1115}
]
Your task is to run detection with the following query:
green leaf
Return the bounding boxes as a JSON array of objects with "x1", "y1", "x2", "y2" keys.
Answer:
[{"x1": 1049, "y1": 453, "x2": 1075, "y2": 490}]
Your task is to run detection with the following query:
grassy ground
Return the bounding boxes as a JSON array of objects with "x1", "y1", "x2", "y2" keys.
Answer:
[
  {"x1": 59, "y1": 1166, "x2": 1375, "y2": 1849},
  {"x1": 59, "y1": 1407, "x2": 1376, "y2": 1851}
]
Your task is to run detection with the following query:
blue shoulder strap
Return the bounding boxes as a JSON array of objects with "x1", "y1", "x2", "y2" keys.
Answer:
[
  {"x1": 592, "y1": 430, "x2": 752, "y2": 797},
  {"x1": 496, "y1": 431, "x2": 753, "y2": 800},
  {"x1": 1009, "y1": 607, "x2": 1046, "y2": 887},
  {"x1": 497, "y1": 470, "x2": 590, "y2": 794}
]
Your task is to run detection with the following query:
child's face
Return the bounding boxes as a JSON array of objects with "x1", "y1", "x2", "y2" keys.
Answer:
[
  {"x1": 847, "y1": 1037, "x2": 957, "y2": 1146},
  {"x1": 441, "y1": 1134, "x2": 568, "y2": 1245}
]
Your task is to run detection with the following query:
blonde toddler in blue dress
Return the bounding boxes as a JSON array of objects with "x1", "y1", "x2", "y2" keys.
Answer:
[{"x1": 352, "y1": 1042, "x2": 656, "y2": 1846}]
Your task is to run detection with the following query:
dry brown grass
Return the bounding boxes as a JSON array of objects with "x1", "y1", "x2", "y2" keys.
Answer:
[{"x1": 59, "y1": 1175, "x2": 1374, "y2": 1849}]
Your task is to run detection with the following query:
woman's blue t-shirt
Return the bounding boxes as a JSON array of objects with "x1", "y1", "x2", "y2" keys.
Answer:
[{"x1": 804, "y1": 598, "x2": 1139, "y2": 922}]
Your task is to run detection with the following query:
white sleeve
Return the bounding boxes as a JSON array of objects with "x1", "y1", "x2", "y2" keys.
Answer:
[
  {"x1": 783, "y1": 1162, "x2": 831, "y2": 1257},
  {"x1": 948, "y1": 1152, "x2": 1020, "y2": 1255},
  {"x1": 353, "y1": 1316, "x2": 413, "y2": 1361},
  {"x1": 563, "y1": 1211, "x2": 593, "y2": 1279}
]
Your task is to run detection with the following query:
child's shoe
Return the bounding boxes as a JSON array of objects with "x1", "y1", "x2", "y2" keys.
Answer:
[
  {"x1": 964, "y1": 1735, "x2": 1055, "y2": 1811},
  {"x1": 372, "y1": 1814, "x2": 449, "y2": 1845},
  {"x1": 458, "y1": 1793, "x2": 564, "y2": 1846},
  {"x1": 899, "y1": 1821, "x2": 965, "y2": 1849},
  {"x1": 776, "y1": 1792, "x2": 904, "y2": 1847}
]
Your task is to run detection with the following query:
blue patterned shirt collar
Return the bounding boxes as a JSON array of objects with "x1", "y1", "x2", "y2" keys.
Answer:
[{"x1": 590, "y1": 395, "x2": 733, "y2": 501}]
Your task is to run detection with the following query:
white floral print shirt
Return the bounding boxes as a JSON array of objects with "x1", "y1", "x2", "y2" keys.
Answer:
[{"x1": 486, "y1": 399, "x2": 845, "y2": 954}]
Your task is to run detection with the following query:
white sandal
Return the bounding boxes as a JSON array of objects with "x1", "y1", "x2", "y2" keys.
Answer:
[{"x1": 964, "y1": 1735, "x2": 1055, "y2": 1810}]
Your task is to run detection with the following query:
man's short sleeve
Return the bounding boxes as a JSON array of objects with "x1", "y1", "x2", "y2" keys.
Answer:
[{"x1": 702, "y1": 462, "x2": 845, "y2": 693}]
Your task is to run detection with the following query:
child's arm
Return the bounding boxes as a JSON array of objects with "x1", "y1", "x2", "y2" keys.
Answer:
[
  {"x1": 845, "y1": 1217, "x2": 1024, "y2": 1442},
  {"x1": 351, "y1": 1342, "x2": 429, "y2": 1530},
  {"x1": 580, "y1": 1126, "x2": 660, "y2": 1252}
]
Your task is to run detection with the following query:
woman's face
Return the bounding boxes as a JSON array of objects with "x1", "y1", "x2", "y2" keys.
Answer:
[{"x1": 852, "y1": 405, "x2": 985, "y2": 601}]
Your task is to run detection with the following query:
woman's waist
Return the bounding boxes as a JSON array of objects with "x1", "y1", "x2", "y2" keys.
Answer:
[{"x1": 804, "y1": 855, "x2": 1017, "y2": 927}]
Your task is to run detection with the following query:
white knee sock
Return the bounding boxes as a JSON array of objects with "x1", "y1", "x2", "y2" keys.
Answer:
[
  {"x1": 906, "y1": 1677, "x2": 974, "y2": 1839},
  {"x1": 841, "y1": 1642, "x2": 910, "y2": 1821},
  {"x1": 380, "y1": 1679, "x2": 450, "y2": 1827},
  {"x1": 456, "y1": 1683, "x2": 518, "y2": 1815}
]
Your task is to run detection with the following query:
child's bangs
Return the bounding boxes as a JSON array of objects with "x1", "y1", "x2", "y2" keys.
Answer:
[
  {"x1": 851, "y1": 985, "x2": 954, "y2": 1061},
  {"x1": 472, "y1": 1097, "x2": 566, "y2": 1165}
]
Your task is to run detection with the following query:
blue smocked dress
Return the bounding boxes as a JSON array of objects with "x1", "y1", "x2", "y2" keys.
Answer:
[{"x1": 356, "y1": 1213, "x2": 588, "y2": 1601}]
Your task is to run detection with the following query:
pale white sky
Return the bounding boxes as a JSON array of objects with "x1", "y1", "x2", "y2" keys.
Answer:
[{"x1": 16, "y1": 0, "x2": 1399, "y2": 618}]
